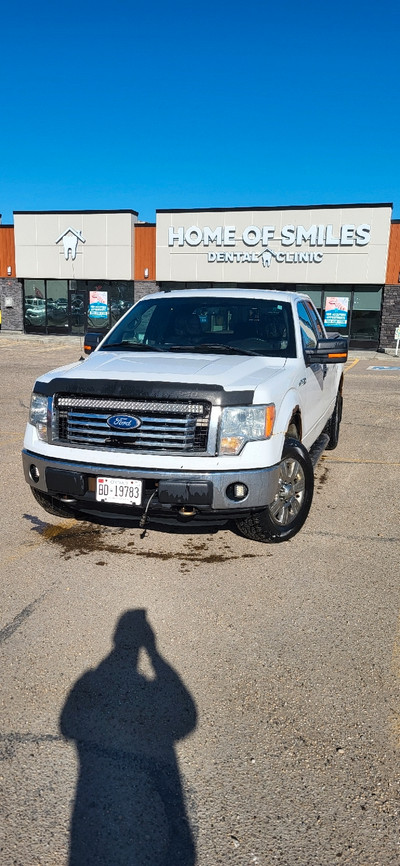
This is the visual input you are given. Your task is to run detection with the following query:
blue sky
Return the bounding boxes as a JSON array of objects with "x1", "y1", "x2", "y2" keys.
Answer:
[{"x1": 1, "y1": 0, "x2": 399, "y2": 224}]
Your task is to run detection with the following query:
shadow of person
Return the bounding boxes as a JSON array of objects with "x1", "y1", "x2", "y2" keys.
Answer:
[{"x1": 60, "y1": 610, "x2": 197, "y2": 865}]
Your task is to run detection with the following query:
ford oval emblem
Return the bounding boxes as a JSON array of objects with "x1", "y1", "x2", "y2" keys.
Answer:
[{"x1": 107, "y1": 414, "x2": 142, "y2": 430}]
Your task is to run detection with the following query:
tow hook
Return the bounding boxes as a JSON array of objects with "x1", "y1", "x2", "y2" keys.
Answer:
[{"x1": 178, "y1": 506, "x2": 198, "y2": 518}]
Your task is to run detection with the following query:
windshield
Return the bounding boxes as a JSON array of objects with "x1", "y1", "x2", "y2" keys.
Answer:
[{"x1": 100, "y1": 295, "x2": 296, "y2": 358}]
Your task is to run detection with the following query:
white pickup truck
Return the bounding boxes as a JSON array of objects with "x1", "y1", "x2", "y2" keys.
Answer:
[{"x1": 22, "y1": 289, "x2": 348, "y2": 543}]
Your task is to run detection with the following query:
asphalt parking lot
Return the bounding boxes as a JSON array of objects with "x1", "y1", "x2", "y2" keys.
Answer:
[{"x1": 0, "y1": 336, "x2": 399, "y2": 866}]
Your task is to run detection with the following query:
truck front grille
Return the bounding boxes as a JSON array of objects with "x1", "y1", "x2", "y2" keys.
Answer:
[{"x1": 52, "y1": 395, "x2": 211, "y2": 453}]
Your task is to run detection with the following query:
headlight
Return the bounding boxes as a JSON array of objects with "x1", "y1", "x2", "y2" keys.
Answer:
[
  {"x1": 29, "y1": 393, "x2": 49, "y2": 441},
  {"x1": 219, "y1": 404, "x2": 275, "y2": 455}
]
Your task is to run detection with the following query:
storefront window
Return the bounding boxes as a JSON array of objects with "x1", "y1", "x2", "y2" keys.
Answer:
[
  {"x1": 80, "y1": 280, "x2": 134, "y2": 331},
  {"x1": 322, "y1": 289, "x2": 351, "y2": 334},
  {"x1": 24, "y1": 280, "x2": 46, "y2": 331},
  {"x1": 23, "y1": 280, "x2": 134, "y2": 335},
  {"x1": 110, "y1": 283, "x2": 135, "y2": 326},
  {"x1": 296, "y1": 284, "x2": 382, "y2": 346},
  {"x1": 87, "y1": 283, "x2": 111, "y2": 331},
  {"x1": 46, "y1": 280, "x2": 69, "y2": 332},
  {"x1": 298, "y1": 288, "x2": 323, "y2": 313},
  {"x1": 350, "y1": 288, "x2": 382, "y2": 343}
]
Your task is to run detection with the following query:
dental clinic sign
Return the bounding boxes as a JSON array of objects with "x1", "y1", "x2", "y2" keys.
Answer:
[
  {"x1": 156, "y1": 205, "x2": 392, "y2": 285},
  {"x1": 168, "y1": 222, "x2": 371, "y2": 266}
]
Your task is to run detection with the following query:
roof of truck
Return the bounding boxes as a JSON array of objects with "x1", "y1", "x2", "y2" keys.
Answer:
[{"x1": 142, "y1": 288, "x2": 310, "y2": 303}]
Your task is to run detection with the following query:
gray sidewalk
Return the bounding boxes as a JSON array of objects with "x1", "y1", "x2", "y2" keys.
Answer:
[{"x1": 0, "y1": 330, "x2": 84, "y2": 347}]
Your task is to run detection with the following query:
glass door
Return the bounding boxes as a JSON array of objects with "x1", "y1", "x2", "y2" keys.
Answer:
[
  {"x1": 46, "y1": 280, "x2": 69, "y2": 333},
  {"x1": 69, "y1": 286, "x2": 87, "y2": 335},
  {"x1": 350, "y1": 288, "x2": 382, "y2": 348}
]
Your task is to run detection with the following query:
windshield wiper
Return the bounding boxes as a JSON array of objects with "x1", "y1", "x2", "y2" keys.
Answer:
[
  {"x1": 100, "y1": 342, "x2": 163, "y2": 352},
  {"x1": 168, "y1": 343, "x2": 259, "y2": 356},
  {"x1": 102, "y1": 341, "x2": 260, "y2": 356}
]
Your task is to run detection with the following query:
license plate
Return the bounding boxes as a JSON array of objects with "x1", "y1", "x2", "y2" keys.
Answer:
[{"x1": 96, "y1": 477, "x2": 142, "y2": 506}]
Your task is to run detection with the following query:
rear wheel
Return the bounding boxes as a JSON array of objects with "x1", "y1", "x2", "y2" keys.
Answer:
[{"x1": 235, "y1": 438, "x2": 314, "y2": 543}]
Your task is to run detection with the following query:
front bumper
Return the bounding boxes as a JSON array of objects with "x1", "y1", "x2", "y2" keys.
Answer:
[{"x1": 22, "y1": 449, "x2": 280, "y2": 518}]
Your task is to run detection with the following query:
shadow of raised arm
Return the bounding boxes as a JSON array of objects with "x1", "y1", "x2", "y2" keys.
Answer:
[{"x1": 60, "y1": 609, "x2": 197, "y2": 866}]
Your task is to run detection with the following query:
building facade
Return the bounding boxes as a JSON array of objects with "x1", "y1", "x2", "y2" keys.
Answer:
[{"x1": 1, "y1": 204, "x2": 399, "y2": 350}]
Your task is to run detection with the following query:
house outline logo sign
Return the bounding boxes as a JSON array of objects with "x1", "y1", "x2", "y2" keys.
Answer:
[{"x1": 55, "y1": 227, "x2": 86, "y2": 261}]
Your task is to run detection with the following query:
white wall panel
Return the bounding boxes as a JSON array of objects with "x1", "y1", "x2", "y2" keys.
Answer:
[
  {"x1": 15, "y1": 212, "x2": 136, "y2": 279},
  {"x1": 156, "y1": 206, "x2": 392, "y2": 285}
]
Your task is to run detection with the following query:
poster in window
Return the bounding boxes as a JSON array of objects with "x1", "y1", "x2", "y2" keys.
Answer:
[
  {"x1": 88, "y1": 290, "x2": 109, "y2": 319},
  {"x1": 324, "y1": 296, "x2": 349, "y2": 328}
]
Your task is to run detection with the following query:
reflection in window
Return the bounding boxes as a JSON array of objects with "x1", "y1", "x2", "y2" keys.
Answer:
[
  {"x1": 297, "y1": 302, "x2": 318, "y2": 349},
  {"x1": 103, "y1": 296, "x2": 296, "y2": 358},
  {"x1": 46, "y1": 280, "x2": 68, "y2": 330},
  {"x1": 306, "y1": 302, "x2": 324, "y2": 338},
  {"x1": 353, "y1": 288, "x2": 382, "y2": 311},
  {"x1": 350, "y1": 310, "x2": 381, "y2": 341},
  {"x1": 350, "y1": 288, "x2": 382, "y2": 342},
  {"x1": 24, "y1": 280, "x2": 46, "y2": 330},
  {"x1": 297, "y1": 287, "x2": 323, "y2": 314}
]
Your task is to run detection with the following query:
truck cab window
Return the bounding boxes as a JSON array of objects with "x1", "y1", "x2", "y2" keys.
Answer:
[{"x1": 297, "y1": 301, "x2": 319, "y2": 350}]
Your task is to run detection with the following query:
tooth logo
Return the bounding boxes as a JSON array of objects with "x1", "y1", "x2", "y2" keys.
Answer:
[{"x1": 55, "y1": 227, "x2": 86, "y2": 261}]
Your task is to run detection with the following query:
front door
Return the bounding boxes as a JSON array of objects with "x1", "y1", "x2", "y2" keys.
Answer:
[
  {"x1": 69, "y1": 288, "x2": 87, "y2": 335},
  {"x1": 296, "y1": 300, "x2": 336, "y2": 448}
]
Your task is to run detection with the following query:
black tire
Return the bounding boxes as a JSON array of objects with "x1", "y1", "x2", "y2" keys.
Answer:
[
  {"x1": 235, "y1": 438, "x2": 314, "y2": 543},
  {"x1": 30, "y1": 487, "x2": 75, "y2": 519},
  {"x1": 324, "y1": 393, "x2": 343, "y2": 450}
]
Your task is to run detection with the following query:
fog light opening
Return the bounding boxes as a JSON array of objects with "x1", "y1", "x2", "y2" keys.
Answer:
[
  {"x1": 29, "y1": 464, "x2": 40, "y2": 483},
  {"x1": 226, "y1": 482, "x2": 249, "y2": 502}
]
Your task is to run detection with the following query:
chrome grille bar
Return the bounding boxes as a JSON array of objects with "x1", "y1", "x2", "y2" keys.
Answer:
[{"x1": 53, "y1": 394, "x2": 211, "y2": 453}]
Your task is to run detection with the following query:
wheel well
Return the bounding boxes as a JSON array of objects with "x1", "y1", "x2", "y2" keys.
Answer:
[{"x1": 286, "y1": 408, "x2": 302, "y2": 440}]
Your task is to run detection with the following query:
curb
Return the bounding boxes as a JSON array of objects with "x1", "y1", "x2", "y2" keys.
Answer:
[{"x1": 0, "y1": 332, "x2": 83, "y2": 347}]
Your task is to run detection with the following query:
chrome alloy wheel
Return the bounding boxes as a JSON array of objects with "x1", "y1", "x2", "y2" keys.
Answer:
[
  {"x1": 268, "y1": 456, "x2": 306, "y2": 526},
  {"x1": 235, "y1": 439, "x2": 314, "y2": 543}
]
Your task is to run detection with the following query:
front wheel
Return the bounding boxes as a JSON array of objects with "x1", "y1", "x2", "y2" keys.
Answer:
[{"x1": 235, "y1": 438, "x2": 314, "y2": 543}]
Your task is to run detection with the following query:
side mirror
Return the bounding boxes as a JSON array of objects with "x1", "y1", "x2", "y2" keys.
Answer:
[
  {"x1": 305, "y1": 333, "x2": 348, "y2": 365},
  {"x1": 83, "y1": 332, "x2": 105, "y2": 355}
]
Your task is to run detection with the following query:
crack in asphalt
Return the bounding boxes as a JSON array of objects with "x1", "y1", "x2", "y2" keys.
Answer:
[
  {"x1": 0, "y1": 590, "x2": 49, "y2": 645},
  {"x1": 304, "y1": 529, "x2": 398, "y2": 543},
  {"x1": 0, "y1": 731, "x2": 63, "y2": 760}
]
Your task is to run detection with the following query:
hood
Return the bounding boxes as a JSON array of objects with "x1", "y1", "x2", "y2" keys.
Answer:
[{"x1": 37, "y1": 349, "x2": 287, "y2": 392}]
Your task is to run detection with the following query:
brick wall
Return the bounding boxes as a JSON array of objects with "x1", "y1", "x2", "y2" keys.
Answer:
[
  {"x1": 379, "y1": 285, "x2": 400, "y2": 349},
  {"x1": 134, "y1": 281, "x2": 159, "y2": 303},
  {"x1": 0, "y1": 279, "x2": 23, "y2": 331}
]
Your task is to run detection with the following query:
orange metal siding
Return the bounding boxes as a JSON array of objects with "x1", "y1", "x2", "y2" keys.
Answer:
[
  {"x1": 386, "y1": 222, "x2": 400, "y2": 284},
  {"x1": 0, "y1": 227, "x2": 16, "y2": 277},
  {"x1": 134, "y1": 224, "x2": 156, "y2": 281}
]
